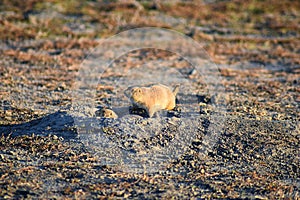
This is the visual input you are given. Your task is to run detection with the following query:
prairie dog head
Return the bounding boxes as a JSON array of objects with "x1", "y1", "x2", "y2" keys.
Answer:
[
  {"x1": 130, "y1": 87, "x2": 145, "y2": 103},
  {"x1": 99, "y1": 108, "x2": 118, "y2": 119}
]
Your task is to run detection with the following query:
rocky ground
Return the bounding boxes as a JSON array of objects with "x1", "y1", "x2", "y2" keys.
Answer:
[{"x1": 0, "y1": 0, "x2": 299, "y2": 199}]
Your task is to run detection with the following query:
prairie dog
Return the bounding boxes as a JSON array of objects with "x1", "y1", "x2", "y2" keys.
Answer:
[
  {"x1": 127, "y1": 84, "x2": 179, "y2": 117},
  {"x1": 98, "y1": 108, "x2": 118, "y2": 119}
]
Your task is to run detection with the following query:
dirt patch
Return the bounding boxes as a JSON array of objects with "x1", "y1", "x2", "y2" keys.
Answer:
[{"x1": 0, "y1": 0, "x2": 299, "y2": 199}]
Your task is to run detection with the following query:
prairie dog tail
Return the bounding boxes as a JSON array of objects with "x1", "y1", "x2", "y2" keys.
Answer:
[{"x1": 172, "y1": 84, "x2": 180, "y2": 96}]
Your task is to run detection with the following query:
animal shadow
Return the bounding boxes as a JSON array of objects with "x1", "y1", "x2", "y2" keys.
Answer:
[{"x1": 0, "y1": 111, "x2": 77, "y2": 140}]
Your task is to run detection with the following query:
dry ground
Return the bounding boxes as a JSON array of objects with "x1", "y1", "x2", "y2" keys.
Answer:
[{"x1": 0, "y1": 0, "x2": 299, "y2": 199}]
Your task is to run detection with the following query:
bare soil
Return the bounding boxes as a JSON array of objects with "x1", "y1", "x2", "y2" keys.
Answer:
[{"x1": 0, "y1": 0, "x2": 299, "y2": 199}]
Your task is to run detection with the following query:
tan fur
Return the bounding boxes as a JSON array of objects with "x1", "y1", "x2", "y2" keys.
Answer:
[
  {"x1": 128, "y1": 84, "x2": 179, "y2": 117},
  {"x1": 99, "y1": 108, "x2": 118, "y2": 119}
]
